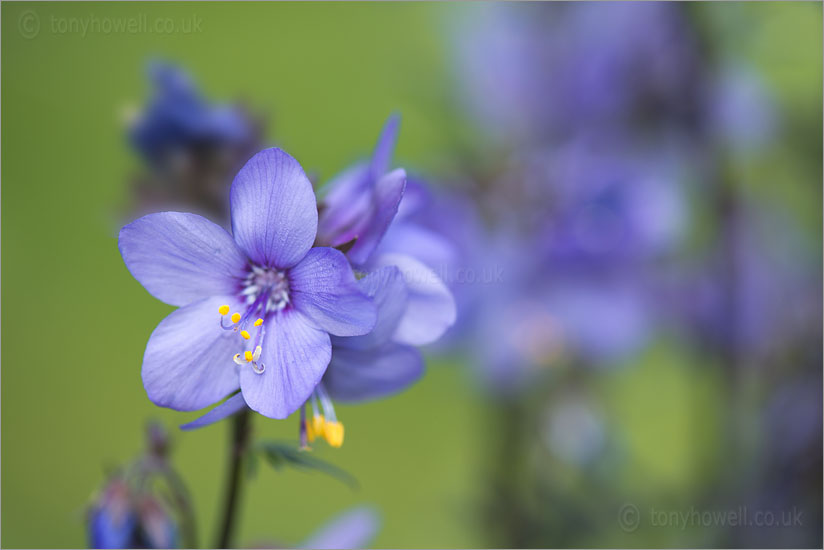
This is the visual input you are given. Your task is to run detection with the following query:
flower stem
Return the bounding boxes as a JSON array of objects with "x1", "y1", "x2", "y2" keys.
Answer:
[{"x1": 216, "y1": 408, "x2": 252, "y2": 549}]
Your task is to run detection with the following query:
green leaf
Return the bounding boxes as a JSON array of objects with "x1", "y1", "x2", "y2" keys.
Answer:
[
  {"x1": 256, "y1": 441, "x2": 359, "y2": 490},
  {"x1": 245, "y1": 447, "x2": 259, "y2": 480}
]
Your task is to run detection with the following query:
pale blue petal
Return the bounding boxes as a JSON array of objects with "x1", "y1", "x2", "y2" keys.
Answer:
[
  {"x1": 230, "y1": 148, "x2": 317, "y2": 269},
  {"x1": 180, "y1": 392, "x2": 247, "y2": 431},
  {"x1": 142, "y1": 296, "x2": 242, "y2": 411},
  {"x1": 332, "y1": 266, "x2": 408, "y2": 350},
  {"x1": 239, "y1": 309, "x2": 331, "y2": 419},
  {"x1": 119, "y1": 212, "x2": 247, "y2": 307},
  {"x1": 374, "y1": 253, "x2": 457, "y2": 346},
  {"x1": 346, "y1": 168, "x2": 406, "y2": 267},
  {"x1": 290, "y1": 248, "x2": 376, "y2": 337},
  {"x1": 324, "y1": 343, "x2": 423, "y2": 402},
  {"x1": 300, "y1": 507, "x2": 380, "y2": 550}
]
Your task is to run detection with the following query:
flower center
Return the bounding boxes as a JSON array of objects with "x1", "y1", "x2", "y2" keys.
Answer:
[
  {"x1": 216, "y1": 263, "x2": 291, "y2": 377},
  {"x1": 242, "y1": 265, "x2": 290, "y2": 313}
]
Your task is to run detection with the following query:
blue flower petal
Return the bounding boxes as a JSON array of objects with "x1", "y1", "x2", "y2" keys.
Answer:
[
  {"x1": 119, "y1": 212, "x2": 248, "y2": 307},
  {"x1": 346, "y1": 168, "x2": 407, "y2": 267},
  {"x1": 290, "y1": 248, "x2": 377, "y2": 337},
  {"x1": 369, "y1": 114, "x2": 400, "y2": 180},
  {"x1": 180, "y1": 392, "x2": 248, "y2": 431},
  {"x1": 142, "y1": 296, "x2": 242, "y2": 411},
  {"x1": 324, "y1": 342, "x2": 424, "y2": 403},
  {"x1": 333, "y1": 266, "x2": 408, "y2": 350},
  {"x1": 300, "y1": 506, "x2": 380, "y2": 550},
  {"x1": 239, "y1": 309, "x2": 331, "y2": 419},
  {"x1": 230, "y1": 148, "x2": 317, "y2": 269},
  {"x1": 374, "y1": 253, "x2": 457, "y2": 346}
]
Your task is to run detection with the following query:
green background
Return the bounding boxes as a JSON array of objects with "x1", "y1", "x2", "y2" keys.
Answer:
[{"x1": 2, "y1": 2, "x2": 821, "y2": 548}]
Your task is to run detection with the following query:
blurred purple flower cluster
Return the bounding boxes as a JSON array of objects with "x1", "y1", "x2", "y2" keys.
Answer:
[
  {"x1": 434, "y1": 2, "x2": 814, "y2": 397},
  {"x1": 444, "y1": 3, "x2": 820, "y2": 546},
  {"x1": 439, "y1": 3, "x2": 700, "y2": 392}
]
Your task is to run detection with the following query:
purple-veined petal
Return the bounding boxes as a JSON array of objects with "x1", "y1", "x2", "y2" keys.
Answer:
[
  {"x1": 179, "y1": 392, "x2": 247, "y2": 431},
  {"x1": 316, "y1": 163, "x2": 373, "y2": 248},
  {"x1": 300, "y1": 506, "x2": 380, "y2": 550},
  {"x1": 239, "y1": 309, "x2": 331, "y2": 419},
  {"x1": 369, "y1": 114, "x2": 400, "y2": 179},
  {"x1": 324, "y1": 342, "x2": 424, "y2": 402},
  {"x1": 290, "y1": 248, "x2": 377, "y2": 337},
  {"x1": 333, "y1": 266, "x2": 408, "y2": 350},
  {"x1": 346, "y1": 168, "x2": 407, "y2": 267},
  {"x1": 374, "y1": 253, "x2": 457, "y2": 346},
  {"x1": 230, "y1": 148, "x2": 317, "y2": 269},
  {"x1": 142, "y1": 296, "x2": 243, "y2": 411},
  {"x1": 119, "y1": 212, "x2": 247, "y2": 307}
]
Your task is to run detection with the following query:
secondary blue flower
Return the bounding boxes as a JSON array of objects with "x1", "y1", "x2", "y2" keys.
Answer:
[
  {"x1": 130, "y1": 61, "x2": 253, "y2": 165},
  {"x1": 301, "y1": 267, "x2": 424, "y2": 446},
  {"x1": 314, "y1": 115, "x2": 457, "y2": 351},
  {"x1": 378, "y1": 177, "x2": 487, "y2": 345},
  {"x1": 119, "y1": 148, "x2": 376, "y2": 420},
  {"x1": 316, "y1": 114, "x2": 406, "y2": 267}
]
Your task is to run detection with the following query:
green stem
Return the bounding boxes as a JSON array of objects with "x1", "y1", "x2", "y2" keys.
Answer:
[{"x1": 215, "y1": 409, "x2": 252, "y2": 548}]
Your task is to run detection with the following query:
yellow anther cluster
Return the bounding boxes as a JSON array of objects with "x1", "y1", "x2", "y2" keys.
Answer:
[
  {"x1": 218, "y1": 305, "x2": 231, "y2": 316},
  {"x1": 305, "y1": 415, "x2": 344, "y2": 448},
  {"x1": 241, "y1": 330, "x2": 251, "y2": 340},
  {"x1": 231, "y1": 312, "x2": 242, "y2": 324},
  {"x1": 254, "y1": 318, "x2": 264, "y2": 327}
]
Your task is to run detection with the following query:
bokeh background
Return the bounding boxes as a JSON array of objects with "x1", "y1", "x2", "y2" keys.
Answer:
[{"x1": 2, "y1": 2, "x2": 821, "y2": 548}]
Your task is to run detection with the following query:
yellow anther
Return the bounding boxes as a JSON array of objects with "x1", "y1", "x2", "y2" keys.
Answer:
[
  {"x1": 218, "y1": 305, "x2": 231, "y2": 316},
  {"x1": 324, "y1": 421, "x2": 344, "y2": 448},
  {"x1": 306, "y1": 419, "x2": 316, "y2": 443},
  {"x1": 312, "y1": 414, "x2": 325, "y2": 436},
  {"x1": 231, "y1": 313, "x2": 242, "y2": 324},
  {"x1": 241, "y1": 330, "x2": 251, "y2": 340},
  {"x1": 254, "y1": 318, "x2": 264, "y2": 327},
  {"x1": 244, "y1": 350, "x2": 254, "y2": 362}
]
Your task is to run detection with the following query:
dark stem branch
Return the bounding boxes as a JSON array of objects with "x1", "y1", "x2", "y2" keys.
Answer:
[{"x1": 216, "y1": 409, "x2": 252, "y2": 549}]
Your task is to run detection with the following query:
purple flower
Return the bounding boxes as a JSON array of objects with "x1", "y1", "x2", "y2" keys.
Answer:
[
  {"x1": 301, "y1": 266, "x2": 440, "y2": 449},
  {"x1": 378, "y1": 177, "x2": 487, "y2": 346},
  {"x1": 299, "y1": 506, "x2": 380, "y2": 550},
  {"x1": 316, "y1": 115, "x2": 406, "y2": 267},
  {"x1": 318, "y1": 115, "x2": 457, "y2": 348},
  {"x1": 324, "y1": 267, "x2": 424, "y2": 400},
  {"x1": 119, "y1": 148, "x2": 377, "y2": 420},
  {"x1": 88, "y1": 477, "x2": 178, "y2": 549},
  {"x1": 130, "y1": 61, "x2": 254, "y2": 165}
]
